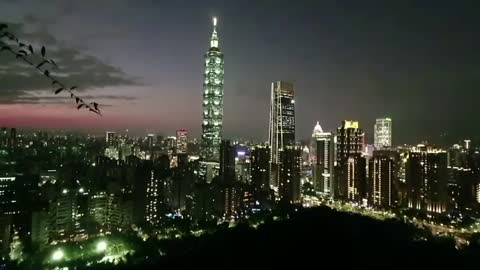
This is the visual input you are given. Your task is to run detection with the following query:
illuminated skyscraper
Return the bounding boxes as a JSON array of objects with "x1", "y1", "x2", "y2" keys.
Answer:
[
  {"x1": 406, "y1": 145, "x2": 448, "y2": 213},
  {"x1": 176, "y1": 129, "x2": 188, "y2": 154},
  {"x1": 201, "y1": 17, "x2": 224, "y2": 161},
  {"x1": 368, "y1": 150, "x2": 399, "y2": 208},
  {"x1": 311, "y1": 122, "x2": 334, "y2": 194},
  {"x1": 268, "y1": 81, "x2": 295, "y2": 186},
  {"x1": 106, "y1": 131, "x2": 115, "y2": 146},
  {"x1": 374, "y1": 118, "x2": 392, "y2": 149},
  {"x1": 334, "y1": 121, "x2": 365, "y2": 201}
]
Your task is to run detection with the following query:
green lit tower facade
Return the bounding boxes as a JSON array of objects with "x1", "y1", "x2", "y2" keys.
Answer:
[{"x1": 201, "y1": 17, "x2": 224, "y2": 161}]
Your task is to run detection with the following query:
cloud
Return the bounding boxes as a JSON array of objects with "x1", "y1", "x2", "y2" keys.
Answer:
[{"x1": 0, "y1": 20, "x2": 139, "y2": 105}]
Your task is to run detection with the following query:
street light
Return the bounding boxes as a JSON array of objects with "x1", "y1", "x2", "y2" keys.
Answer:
[{"x1": 51, "y1": 249, "x2": 64, "y2": 261}]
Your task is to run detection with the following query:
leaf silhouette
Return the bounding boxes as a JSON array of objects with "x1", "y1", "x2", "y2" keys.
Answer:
[
  {"x1": 70, "y1": 93, "x2": 74, "y2": 98},
  {"x1": 54, "y1": 87, "x2": 64, "y2": 95},
  {"x1": 36, "y1": 60, "x2": 48, "y2": 69},
  {"x1": 49, "y1": 59, "x2": 57, "y2": 67},
  {"x1": 75, "y1": 97, "x2": 80, "y2": 104},
  {"x1": 41, "y1": 46, "x2": 45, "y2": 57},
  {"x1": 18, "y1": 43, "x2": 26, "y2": 47},
  {"x1": 28, "y1": 45, "x2": 33, "y2": 54},
  {"x1": 17, "y1": 49, "x2": 27, "y2": 56},
  {"x1": 52, "y1": 80, "x2": 59, "y2": 86},
  {"x1": 44, "y1": 70, "x2": 50, "y2": 77},
  {"x1": 93, "y1": 102, "x2": 99, "y2": 111},
  {"x1": 0, "y1": 46, "x2": 10, "y2": 52},
  {"x1": 70, "y1": 86, "x2": 77, "y2": 90},
  {"x1": 77, "y1": 104, "x2": 84, "y2": 109},
  {"x1": 0, "y1": 24, "x2": 7, "y2": 31}
]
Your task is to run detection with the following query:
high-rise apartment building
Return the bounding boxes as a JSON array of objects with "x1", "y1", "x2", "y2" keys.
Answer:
[
  {"x1": 335, "y1": 121, "x2": 365, "y2": 201},
  {"x1": 368, "y1": 150, "x2": 399, "y2": 208},
  {"x1": 406, "y1": 145, "x2": 448, "y2": 213},
  {"x1": 311, "y1": 122, "x2": 334, "y2": 194},
  {"x1": 201, "y1": 17, "x2": 224, "y2": 161},
  {"x1": 278, "y1": 146, "x2": 301, "y2": 204}
]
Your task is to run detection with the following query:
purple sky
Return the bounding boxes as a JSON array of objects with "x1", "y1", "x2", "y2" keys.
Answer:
[{"x1": 1, "y1": 0, "x2": 479, "y2": 144}]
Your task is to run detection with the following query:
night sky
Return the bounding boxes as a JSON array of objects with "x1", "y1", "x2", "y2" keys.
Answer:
[{"x1": 1, "y1": 0, "x2": 479, "y2": 144}]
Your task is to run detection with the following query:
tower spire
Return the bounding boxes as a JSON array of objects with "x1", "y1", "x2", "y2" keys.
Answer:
[{"x1": 211, "y1": 17, "x2": 219, "y2": 48}]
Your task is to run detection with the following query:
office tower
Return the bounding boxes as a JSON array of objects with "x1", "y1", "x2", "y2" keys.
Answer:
[
  {"x1": 278, "y1": 146, "x2": 302, "y2": 204},
  {"x1": 147, "y1": 134, "x2": 155, "y2": 148},
  {"x1": 176, "y1": 129, "x2": 188, "y2": 154},
  {"x1": 201, "y1": 17, "x2": 224, "y2": 161},
  {"x1": 220, "y1": 140, "x2": 236, "y2": 183},
  {"x1": 368, "y1": 150, "x2": 399, "y2": 208},
  {"x1": 219, "y1": 140, "x2": 237, "y2": 217},
  {"x1": 311, "y1": 122, "x2": 334, "y2": 194},
  {"x1": 406, "y1": 145, "x2": 448, "y2": 213},
  {"x1": 106, "y1": 131, "x2": 115, "y2": 146},
  {"x1": 335, "y1": 121, "x2": 365, "y2": 200},
  {"x1": 374, "y1": 118, "x2": 392, "y2": 149},
  {"x1": 165, "y1": 136, "x2": 176, "y2": 153},
  {"x1": 269, "y1": 81, "x2": 295, "y2": 186}
]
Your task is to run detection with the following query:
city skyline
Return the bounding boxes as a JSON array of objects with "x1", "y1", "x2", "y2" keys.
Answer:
[{"x1": 1, "y1": 0, "x2": 479, "y2": 144}]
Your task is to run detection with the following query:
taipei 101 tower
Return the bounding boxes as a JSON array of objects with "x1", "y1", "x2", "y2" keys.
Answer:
[{"x1": 200, "y1": 17, "x2": 224, "y2": 161}]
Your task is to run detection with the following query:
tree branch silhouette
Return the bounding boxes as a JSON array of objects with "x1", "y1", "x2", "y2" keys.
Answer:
[{"x1": 0, "y1": 23, "x2": 101, "y2": 115}]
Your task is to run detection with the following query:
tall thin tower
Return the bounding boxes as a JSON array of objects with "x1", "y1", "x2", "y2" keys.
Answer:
[
  {"x1": 268, "y1": 81, "x2": 295, "y2": 186},
  {"x1": 201, "y1": 17, "x2": 224, "y2": 161}
]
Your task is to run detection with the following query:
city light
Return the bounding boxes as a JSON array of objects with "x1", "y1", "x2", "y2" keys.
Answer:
[
  {"x1": 51, "y1": 249, "x2": 64, "y2": 261},
  {"x1": 96, "y1": 241, "x2": 108, "y2": 252}
]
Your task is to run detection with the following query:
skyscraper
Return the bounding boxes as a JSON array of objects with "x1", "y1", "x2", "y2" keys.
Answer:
[
  {"x1": 268, "y1": 81, "x2": 295, "y2": 186},
  {"x1": 279, "y1": 146, "x2": 302, "y2": 204},
  {"x1": 311, "y1": 122, "x2": 334, "y2": 194},
  {"x1": 251, "y1": 145, "x2": 271, "y2": 191},
  {"x1": 334, "y1": 121, "x2": 365, "y2": 200},
  {"x1": 374, "y1": 118, "x2": 392, "y2": 149},
  {"x1": 219, "y1": 140, "x2": 237, "y2": 217},
  {"x1": 176, "y1": 129, "x2": 188, "y2": 154},
  {"x1": 406, "y1": 145, "x2": 448, "y2": 213},
  {"x1": 147, "y1": 134, "x2": 155, "y2": 149},
  {"x1": 106, "y1": 131, "x2": 115, "y2": 146},
  {"x1": 346, "y1": 153, "x2": 367, "y2": 202},
  {"x1": 219, "y1": 140, "x2": 236, "y2": 184},
  {"x1": 201, "y1": 17, "x2": 224, "y2": 161},
  {"x1": 368, "y1": 150, "x2": 399, "y2": 208}
]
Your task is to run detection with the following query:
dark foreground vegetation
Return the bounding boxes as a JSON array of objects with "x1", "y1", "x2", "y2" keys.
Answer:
[{"x1": 11, "y1": 206, "x2": 480, "y2": 269}]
